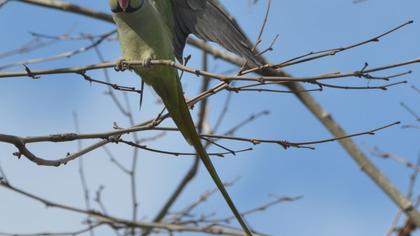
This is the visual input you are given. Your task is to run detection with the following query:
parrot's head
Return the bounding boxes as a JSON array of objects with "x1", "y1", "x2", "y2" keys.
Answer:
[{"x1": 109, "y1": 0, "x2": 144, "y2": 13}]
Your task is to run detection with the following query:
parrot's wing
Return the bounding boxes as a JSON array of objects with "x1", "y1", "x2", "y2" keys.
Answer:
[{"x1": 154, "y1": 0, "x2": 259, "y2": 66}]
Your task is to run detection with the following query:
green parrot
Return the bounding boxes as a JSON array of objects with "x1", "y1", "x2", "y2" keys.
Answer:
[{"x1": 109, "y1": 0, "x2": 259, "y2": 234}]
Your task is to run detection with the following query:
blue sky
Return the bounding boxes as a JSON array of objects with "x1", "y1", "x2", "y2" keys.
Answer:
[{"x1": 0, "y1": 0, "x2": 419, "y2": 235}]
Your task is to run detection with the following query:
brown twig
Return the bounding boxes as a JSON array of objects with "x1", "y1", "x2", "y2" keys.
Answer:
[
  {"x1": 401, "y1": 102, "x2": 420, "y2": 121},
  {"x1": 251, "y1": 0, "x2": 272, "y2": 53},
  {"x1": 0, "y1": 181, "x2": 252, "y2": 236},
  {"x1": 0, "y1": 223, "x2": 104, "y2": 236},
  {"x1": 1, "y1": 58, "x2": 417, "y2": 86},
  {"x1": 0, "y1": 30, "x2": 116, "y2": 70},
  {"x1": 204, "y1": 121, "x2": 401, "y2": 150},
  {"x1": 206, "y1": 195, "x2": 303, "y2": 225},
  {"x1": 244, "y1": 20, "x2": 414, "y2": 73},
  {"x1": 119, "y1": 139, "x2": 252, "y2": 157},
  {"x1": 73, "y1": 112, "x2": 95, "y2": 236},
  {"x1": 8, "y1": 0, "x2": 420, "y2": 228},
  {"x1": 369, "y1": 147, "x2": 420, "y2": 173}
]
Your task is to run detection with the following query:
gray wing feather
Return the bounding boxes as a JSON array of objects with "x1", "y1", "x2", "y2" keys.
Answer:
[{"x1": 172, "y1": 0, "x2": 259, "y2": 66}]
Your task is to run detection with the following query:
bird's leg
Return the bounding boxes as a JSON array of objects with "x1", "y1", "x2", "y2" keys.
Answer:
[
  {"x1": 114, "y1": 58, "x2": 130, "y2": 72},
  {"x1": 143, "y1": 57, "x2": 152, "y2": 68}
]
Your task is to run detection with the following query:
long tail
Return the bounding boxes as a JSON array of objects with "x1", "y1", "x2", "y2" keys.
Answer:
[{"x1": 152, "y1": 72, "x2": 252, "y2": 235}]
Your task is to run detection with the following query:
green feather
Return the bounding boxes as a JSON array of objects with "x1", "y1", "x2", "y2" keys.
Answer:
[{"x1": 111, "y1": 1, "x2": 252, "y2": 235}]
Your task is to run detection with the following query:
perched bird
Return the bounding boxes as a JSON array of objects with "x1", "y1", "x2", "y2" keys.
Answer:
[{"x1": 109, "y1": 0, "x2": 259, "y2": 234}]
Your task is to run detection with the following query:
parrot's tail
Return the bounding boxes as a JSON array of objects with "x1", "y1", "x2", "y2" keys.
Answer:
[{"x1": 152, "y1": 76, "x2": 253, "y2": 236}]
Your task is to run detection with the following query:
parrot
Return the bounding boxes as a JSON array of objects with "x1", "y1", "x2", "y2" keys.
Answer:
[{"x1": 109, "y1": 0, "x2": 259, "y2": 234}]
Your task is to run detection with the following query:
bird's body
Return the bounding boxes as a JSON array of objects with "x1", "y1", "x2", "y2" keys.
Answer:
[
  {"x1": 113, "y1": 0, "x2": 173, "y2": 84},
  {"x1": 110, "y1": 1, "x2": 258, "y2": 234},
  {"x1": 113, "y1": 0, "x2": 206, "y2": 147}
]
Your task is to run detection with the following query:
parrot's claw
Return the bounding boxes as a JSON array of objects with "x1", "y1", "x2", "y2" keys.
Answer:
[
  {"x1": 142, "y1": 57, "x2": 153, "y2": 68},
  {"x1": 114, "y1": 58, "x2": 129, "y2": 72}
]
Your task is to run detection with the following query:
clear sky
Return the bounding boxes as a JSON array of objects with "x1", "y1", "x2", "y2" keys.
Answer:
[{"x1": 0, "y1": 0, "x2": 419, "y2": 235}]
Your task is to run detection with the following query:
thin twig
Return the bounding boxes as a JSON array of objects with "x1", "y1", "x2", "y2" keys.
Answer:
[
  {"x1": 0, "y1": 181, "x2": 252, "y2": 236},
  {"x1": 73, "y1": 112, "x2": 95, "y2": 236}
]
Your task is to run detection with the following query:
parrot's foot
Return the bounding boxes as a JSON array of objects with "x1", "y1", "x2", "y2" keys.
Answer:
[
  {"x1": 114, "y1": 58, "x2": 130, "y2": 72},
  {"x1": 142, "y1": 57, "x2": 153, "y2": 68}
]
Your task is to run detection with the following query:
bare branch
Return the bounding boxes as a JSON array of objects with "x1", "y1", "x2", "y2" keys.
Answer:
[{"x1": 0, "y1": 181, "x2": 254, "y2": 236}]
